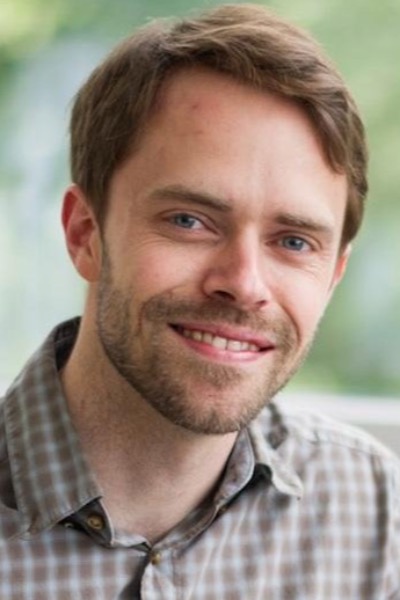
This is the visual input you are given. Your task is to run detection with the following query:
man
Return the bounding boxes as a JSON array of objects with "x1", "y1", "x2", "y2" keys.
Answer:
[{"x1": 1, "y1": 4, "x2": 399, "y2": 598}]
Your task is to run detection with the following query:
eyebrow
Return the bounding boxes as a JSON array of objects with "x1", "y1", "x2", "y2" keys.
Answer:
[
  {"x1": 148, "y1": 184, "x2": 232, "y2": 213},
  {"x1": 149, "y1": 184, "x2": 335, "y2": 238},
  {"x1": 274, "y1": 213, "x2": 334, "y2": 238}
]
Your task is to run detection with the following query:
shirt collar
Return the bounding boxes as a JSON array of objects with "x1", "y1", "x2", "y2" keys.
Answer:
[
  {"x1": 3, "y1": 318, "x2": 101, "y2": 538},
  {"x1": 248, "y1": 412, "x2": 303, "y2": 498},
  {"x1": 212, "y1": 406, "x2": 303, "y2": 509}
]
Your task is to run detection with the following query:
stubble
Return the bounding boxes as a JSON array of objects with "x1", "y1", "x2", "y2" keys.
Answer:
[{"x1": 96, "y1": 252, "x2": 309, "y2": 435}]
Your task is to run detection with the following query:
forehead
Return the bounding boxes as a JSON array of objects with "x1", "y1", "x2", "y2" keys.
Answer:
[
  {"x1": 153, "y1": 67, "x2": 303, "y2": 134},
  {"x1": 145, "y1": 68, "x2": 337, "y2": 179}
]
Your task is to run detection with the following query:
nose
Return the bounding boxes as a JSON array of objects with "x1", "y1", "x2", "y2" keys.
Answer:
[{"x1": 201, "y1": 235, "x2": 271, "y2": 310}]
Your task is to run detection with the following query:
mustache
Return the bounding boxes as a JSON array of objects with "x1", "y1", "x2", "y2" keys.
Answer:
[{"x1": 141, "y1": 294, "x2": 296, "y2": 348}]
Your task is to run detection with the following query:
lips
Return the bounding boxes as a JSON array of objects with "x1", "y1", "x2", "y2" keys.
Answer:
[{"x1": 172, "y1": 324, "x2": 273, "y2": 353}]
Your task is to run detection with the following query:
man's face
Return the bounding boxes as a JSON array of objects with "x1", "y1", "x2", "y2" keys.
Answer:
[{"x1": 91, "y1": 69, "x2": 348, "y2": 435}]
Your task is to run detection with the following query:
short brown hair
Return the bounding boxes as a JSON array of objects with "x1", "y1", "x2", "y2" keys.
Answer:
[{"x1": 70, "y1": 3, "x2": 368, "y2": 245}]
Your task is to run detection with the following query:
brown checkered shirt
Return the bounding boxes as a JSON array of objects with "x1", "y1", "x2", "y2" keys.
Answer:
[{"x1": 1, "y1": 319, "x2": 400, "y2": 599}]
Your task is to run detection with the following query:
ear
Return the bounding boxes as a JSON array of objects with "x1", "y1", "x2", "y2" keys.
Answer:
[
  {"x1": 329, "y1": 244, "x2": 352, "y2": 293},
  {"x1": 61, "y1": 184, "x2": 102, "y2": 282}
]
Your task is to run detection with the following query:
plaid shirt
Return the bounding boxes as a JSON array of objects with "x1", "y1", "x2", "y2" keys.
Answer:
[{"x1": 1, "y1": 319, "x2": 399, "y2": 599}]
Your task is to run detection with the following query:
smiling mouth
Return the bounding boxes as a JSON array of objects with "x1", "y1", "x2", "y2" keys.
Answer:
[{"x1": 172, "y1": 325, "x2": 269, "y2": 353}]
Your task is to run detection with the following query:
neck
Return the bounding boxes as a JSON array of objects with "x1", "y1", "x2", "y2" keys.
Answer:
[{"x1": 60, "y1": 317, "x2": 237, "y2": 542}]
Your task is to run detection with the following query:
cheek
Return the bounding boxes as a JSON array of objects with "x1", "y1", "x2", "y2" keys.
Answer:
[
  {"x1": 278, "y1": 275, "x2": 333, "y2": 341},
  {"x1": 120, "y1": 243, "x2": 207, "y2": 297}
]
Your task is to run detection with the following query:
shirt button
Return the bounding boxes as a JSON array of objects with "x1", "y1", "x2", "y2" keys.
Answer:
[
  {"x1": 86, "y1": 514, "x2": 105, "y2": 531},
  {"x1": 150, "y1": 551, "x2": 162, "y2": 565}
]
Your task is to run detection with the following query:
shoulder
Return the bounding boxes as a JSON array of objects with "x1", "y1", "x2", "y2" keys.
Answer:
[
  {"x1": 284, "y1": 408, "x2": 398, "y2": 460},
  {"x1": 255, "y1": 403, "x2": 400, "y2": 496}
]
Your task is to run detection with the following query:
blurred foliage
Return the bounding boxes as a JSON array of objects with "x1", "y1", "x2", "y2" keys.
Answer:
[{"x1": 0, "y1": 0, "x2": 399, "y2": 396}]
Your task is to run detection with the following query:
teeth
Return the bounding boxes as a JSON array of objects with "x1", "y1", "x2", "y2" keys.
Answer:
[
  {"x1": 179, "y1": 328, "x2": 260, "y2": 352},
  {"x1": 192, "y1": 331, "x2": 203, "y2": 342},
  {"x1": 203, "y1": 332, "x2": 214, "y2": 344},
  {"x1": 212, "y1": 336, "x2": 227, "y2": 350},
  {"x1": 227, "y1": 339, "x2": 243, "y2": 352}
]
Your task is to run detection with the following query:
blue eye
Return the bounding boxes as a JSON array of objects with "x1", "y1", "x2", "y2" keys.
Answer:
[
  {"x1": 171, "y1": 214, "x2": 202, "y2": 229},
  {"x1": 280, "y1": 236, "x2": 310, "y2": 252}
]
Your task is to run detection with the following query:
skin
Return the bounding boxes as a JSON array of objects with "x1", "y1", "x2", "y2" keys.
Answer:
[{"x1": 61, "y1": 68, "x2": 349, "y2": 540}]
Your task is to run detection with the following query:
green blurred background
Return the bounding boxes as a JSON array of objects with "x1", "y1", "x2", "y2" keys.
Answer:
[{"x1": 1, "y1": 0, "x2": 399, "y2": 397}]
